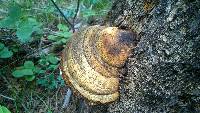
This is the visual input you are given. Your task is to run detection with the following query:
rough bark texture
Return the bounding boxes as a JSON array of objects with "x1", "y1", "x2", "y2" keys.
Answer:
[
  {"x1": 107, "y1": 0, "x2": 200, "y2": 113},
  {"x1": 64, "y1": 0, "x2": 200, "y2": 112}
]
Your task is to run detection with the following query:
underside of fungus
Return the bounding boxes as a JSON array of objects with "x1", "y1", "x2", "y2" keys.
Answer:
[{"x1": 60, "y1": 25, "x2": 138, "y2": 104}]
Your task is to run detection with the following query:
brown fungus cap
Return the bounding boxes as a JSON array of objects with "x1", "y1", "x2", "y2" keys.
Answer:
[
  {"x1": 60, "y1": 25, "x2": 138, "y2": 104},
  {"x1": 96, "y1": 27, "x2": 138, "y2": 67}
]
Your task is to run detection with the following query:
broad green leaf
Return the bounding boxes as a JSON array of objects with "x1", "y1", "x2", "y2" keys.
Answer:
[
  {"x1": 56, "y1": 32, "x2": 72, "y2": 38},
  {"x1": 57, "y1": 24, "x2": 69, "y2": 31},
  {"x1": 8, "y1": 4, "x2": 22, "y2": 19},
  {"x1": 27, "y1": 18, "x2": 42, "y2": 32},
  {"x1": 24, "y1": 61, "x2": 35, "y2": 69},
  {"x1": 16, "y1": 24, "x2": 33, "y2": 43},
  {"x1": 0, "y1": 47, "x2": 13, "y2": 58},
  {"x1": 16, "y1": 18, "x2": 41, "y2": 43},
  {"x1": 54, "y1": 40, "x2": 63, "y2": 45},
  {"x1": 47, "y1": 35, "x2": 58, "y2": 41},
  {"x1": 0, "y1": 4, "x2": 22, "y2": 28},
  {"x1": 0, "y1": 105, "x2": 11, "y2": 113},
  {"x1": 47, "y1": 55, "x2": 59, "y2": 64},
  {"x1": 12, "y1": 69, "x2": 33, "y2": 78},
  {"x1": 48, "y1": 74, "x2": 57, "y2": 89},
  {"x1": 25, "y1": 75, "x2": 35, "y2": 81},
  {"x1": 0, "y1": 17, "x2": 16, "y2": 28},
  {"x1": 61, "y1": 38, "x2": 67, "y2": 43}
]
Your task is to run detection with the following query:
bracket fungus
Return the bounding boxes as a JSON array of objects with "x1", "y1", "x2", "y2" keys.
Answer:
[{"x1": 60, "y1": 25, "x2": 138, "y2": 104}]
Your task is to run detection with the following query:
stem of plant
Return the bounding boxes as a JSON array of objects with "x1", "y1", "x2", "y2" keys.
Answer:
[{"x1": 50, "y1": 0, "x2": 75, "y2": 32}]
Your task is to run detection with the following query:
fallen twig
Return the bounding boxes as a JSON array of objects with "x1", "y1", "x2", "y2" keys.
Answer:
[
  {"x1": 62, "y1": 88, "x2": 72, "y2": 109},
  {"x1": 0, "y1": 94, "x2": 15, "y2": 101}
]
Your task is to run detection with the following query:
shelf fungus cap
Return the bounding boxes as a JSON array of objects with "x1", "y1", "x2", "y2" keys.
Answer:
[{"x1": 60, "y1": 25, "x2": 138, "y2": 104}]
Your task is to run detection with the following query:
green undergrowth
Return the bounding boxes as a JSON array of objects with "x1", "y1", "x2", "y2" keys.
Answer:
[{"x1": 0, "y1": 0, "x2": 112, "y2": 112}]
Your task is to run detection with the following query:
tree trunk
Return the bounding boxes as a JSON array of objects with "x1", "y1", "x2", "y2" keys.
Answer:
[{"x1": 107, "y1": 0, "x2": 200, "y2": 113}]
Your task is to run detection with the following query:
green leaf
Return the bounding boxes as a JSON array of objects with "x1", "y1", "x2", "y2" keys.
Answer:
[
  {"x1": 0, "y1": 4, "x2": 22, "y2": 28},
  {"x1": 57, "y1": 75, "x2": 65, "y2": 86},
  {"x1": 57, "y1": 75, "x2": 63, "y2": 81},
  {"x1": 38, "y1": 59, "x2": 49, "y2": 66},
  {"x1": 25, "y1": 75, "x2": 35, "y2": 81},
  {"x1": 56, "y1": 32, "x2": 72, "y2": 38},
  {"x1": 33, "y1": 67, "x2": 43, "y2": 74},
  {"x1": 48, "y1": 74, "x2": 55, "y2": 81},
  {"x1": 24, "y1": 61, "x2": 35, "y2": 69},
  {"x1": 16, "y1": 18, "x2": 41, "y2": 43},
  {"x1": 47, "y1": 55, "x2": 59, "y2": 64},
  {"x1": 0, "y1": 47, "x2": 13, "y2": 58},
  {"x1": 38, "y1": 69, "x2": 46, "y2": 74},
  {"x1": 0, "y1": 105, "x2": 11, "y2": 113},
  {"x1": 8, "y1": 4, "x2": 22, "y2": 19},
  {"x1": 27, "y1": 18, "x2": 42, "y2": 32},
  {"x1": 48, "y1": 64, "x2": 59, "y2": 70},
  {"x1": 61, "y1": 38, "x2": 67, "y2": 43},
  {"x1": 57, "y1": 24, "x2": 69, "y2": 31},
  {"x1": 49, "y1": 80, "x2": 57, "y2": 89},
  {"x1": 12, "y1": 69, "x2": 33, "y2": 78},
  {"x1": 47, "y1": 35, "x2": 58, "y2": 41}
]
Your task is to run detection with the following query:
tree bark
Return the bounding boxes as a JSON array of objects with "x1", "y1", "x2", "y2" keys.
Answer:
[{"x1": 108, "y1": 0, "x2": 200, "y2": 113}]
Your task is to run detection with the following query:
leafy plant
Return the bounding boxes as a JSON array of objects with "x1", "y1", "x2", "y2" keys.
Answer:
[
  {"x1": 36, "y1": 54, "x2": 64, "y2": 89},
  {"x1": 0, "y1": 42, "x2": 13, "y2": 58},
  {"x1": 16, "y1": 18, "x2": 42, "y2": 43},
  {"x1": 0, "y1": 3, "x2": 22, "y2": 29},
  {"x1": 0, "y1": 105, "x2": 11, "y2": 113},
  {"x1": 12, "y1": 61, "x2": 40, "y2": 81},
  {"x1": 0, "y1": 0, "x2": 113, "y2": 112},
  {"x1": 0, "y1": 3, "x2": 42, "y2": 43},
  {"x1": 11, "y1": 54, "x2": 64, "y2": 89},
  {"x1": 47, "y1": 24, "x2": 72, "y2": 45}
]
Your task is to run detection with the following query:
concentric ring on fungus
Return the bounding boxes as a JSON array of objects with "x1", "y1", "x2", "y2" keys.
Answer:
[{"x1": 61, "y1": 25, "x2": 138, "y2": 104}]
